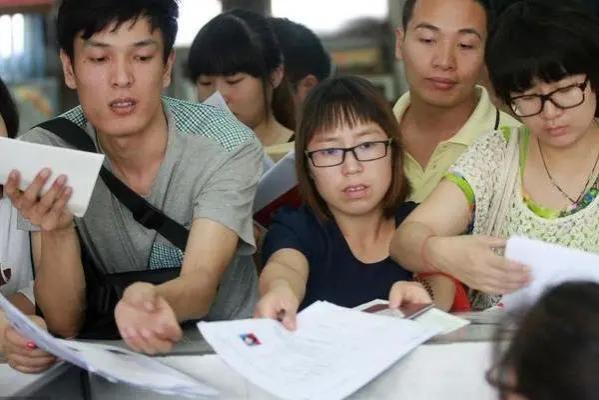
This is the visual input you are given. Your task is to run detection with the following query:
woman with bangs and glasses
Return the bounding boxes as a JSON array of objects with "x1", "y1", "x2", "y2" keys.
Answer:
[
  {"x1": 187, "y1": 9, "x2": 295, "y2": 163},
  {"x1": 253, "y1": 76, "x2": 434, "y2": 330},
  {"x1": 390, "y1": 0, "x2": 599, "y2": 311}
]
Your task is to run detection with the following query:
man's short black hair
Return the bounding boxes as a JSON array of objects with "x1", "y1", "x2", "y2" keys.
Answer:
[
  {"x1": 268, "y1": 17, "x2": 331, "y2": 86},
  {"x1": 486, "y1": 0, "x2": 599, "y2": 113},
  {"x1": 57, "y1": 0, "x2": 179, "y2": 61},
  {"x1": 0, "y1": 77, "x2": 19, "y2": 138},
  {"x1": 401, "y1": 0, "x2": 492, "y2": 30}
]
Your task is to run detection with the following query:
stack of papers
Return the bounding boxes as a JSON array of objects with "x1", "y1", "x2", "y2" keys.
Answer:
[
  {"x1": 198, "y1": 301, "x2": 439, "y2": 400},
  {"x1": 503, "y1": 236, "x2": 599, "y2": 311},
  {"x1": 0, "y1": 293, "x2": 217, "y2": 397}
]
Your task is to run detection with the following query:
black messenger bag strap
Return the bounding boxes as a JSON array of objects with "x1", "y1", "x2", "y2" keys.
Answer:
[{"x1": 36, "y1": 118, "x2": 189, "y2": 250}]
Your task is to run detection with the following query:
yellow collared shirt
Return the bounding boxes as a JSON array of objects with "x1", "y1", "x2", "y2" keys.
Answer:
[{"x1": 394, "y1": 86, "x2": 521, "y2": 203}]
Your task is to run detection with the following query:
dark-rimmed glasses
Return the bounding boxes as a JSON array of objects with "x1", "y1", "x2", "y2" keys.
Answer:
[
  {"x1": 509, "y1": 77, "x2": 589, "y2": 117},
  {"x1": 305, "y1": 139, "x2": 393, "y2": 168}
]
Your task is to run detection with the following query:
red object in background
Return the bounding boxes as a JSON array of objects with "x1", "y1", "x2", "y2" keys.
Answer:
[{"x1": 253, "y1": 186, "x2": 302, "y2": 228}]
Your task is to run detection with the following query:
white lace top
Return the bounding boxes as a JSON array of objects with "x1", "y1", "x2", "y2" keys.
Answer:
[
  {"x1": 450, "y1": 128, "x2": 599, "y2": 252},
  {"x1": 449, "y1": 128, "x2": 599, "y2": 309},
  {"x1": 450, "y1": 131, "x2": 599, "y2": 253}
]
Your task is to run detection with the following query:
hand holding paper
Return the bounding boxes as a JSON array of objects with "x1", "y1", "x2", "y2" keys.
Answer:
[
  {"x1": 254, "y1": 283, "x2": 301, "y2": 331},
  {"x1": 4, "y1": 169, "x2": 75, "y2": 231},
  {"x1": 503, "y1": 236, "x2": 599, "y2": 311},
  {"x1": 2, "y1": 315, "x2": 56, "y2": 374},
  {"x1": 0, "y1": 137, "x2": 104, "y2": 219}
]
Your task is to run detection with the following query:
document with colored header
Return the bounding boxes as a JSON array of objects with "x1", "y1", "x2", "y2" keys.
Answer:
[
  {"x1": 199, "y1": 301, "x2": 439, "y2": 400},
  {"x1": 0, "y1": 292, "x2": 217, "y2": 397},
  {"x1": 503, "y1": 236, "x2": 599, "y2": 311}
]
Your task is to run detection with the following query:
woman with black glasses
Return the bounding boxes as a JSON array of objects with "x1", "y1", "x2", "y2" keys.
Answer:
[
  {"x1": 253, "y1": 76, "x2": 436, "y2": 330},
  {"x1": 390, "y1": 0, "x2": 599, "y2": 311}
]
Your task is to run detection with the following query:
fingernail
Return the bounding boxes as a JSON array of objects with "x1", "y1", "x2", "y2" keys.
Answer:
[
  {"x1": 56, "y1": 175, "x2": 66, "y2": 185},
  {"x1": 26, "y1": 341, "x2": 37, "y2": 350},
  {"x1": 8, "y1": 170, "x2": 16, "y2": 179},
  {"x1": 40, "y1": 169, "x2": 50, "y2": 179}
]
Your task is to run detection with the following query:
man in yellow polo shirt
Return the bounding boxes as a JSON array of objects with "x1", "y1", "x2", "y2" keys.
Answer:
[{"x1": 395, "y1": 0, "x2": 520, "y2": 203}]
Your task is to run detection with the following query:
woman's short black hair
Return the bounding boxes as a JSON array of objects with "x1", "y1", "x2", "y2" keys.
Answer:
[
  {"x1": 187, "y1": 9, "x2": 296, "y2": 130},
  {"x1": 0, "y1": 77, "x2": 19, "y2": 138},
  {"x1": 488, "y1": 281, "x2": 599, "y2": 400},
  {"x1": 57, "y1": 0, "x2": 179, "y2": 62},
  {"x1": 186, "y1": 9, "x2": 282, "y2": 83},
  {"x1": 486, "y1": 0, "x2": 599, "y2": 112}
]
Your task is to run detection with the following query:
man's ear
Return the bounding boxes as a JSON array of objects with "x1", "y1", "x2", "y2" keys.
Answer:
[
  {"x1": 59, "y1": 49, "x2": 77, "y2": 90},
  {"x1": 162, "y1": 50, "x2": 176, "y2": 89},
  {"x1": 298, "y1": 74, "x2": 319, "y2": 93},
  {"x1": 270, "y1": 64, "x2": 285, "y2": 89},
  {"x1": 294, "y1": 74, "x2": 320, "y2": 107},
  {"x1": 395, "y1": 28, "x2": 405, "y2": 61}
]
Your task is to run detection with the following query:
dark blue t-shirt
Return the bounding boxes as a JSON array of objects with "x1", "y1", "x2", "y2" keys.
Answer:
[{"x1": 262, "y1": 202, "x2": 416, "y2": 309}]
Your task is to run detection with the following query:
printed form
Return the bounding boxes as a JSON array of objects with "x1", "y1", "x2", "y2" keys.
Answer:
[{"x1": 199, "y1": 301, "x2": 439, "y2": 400}]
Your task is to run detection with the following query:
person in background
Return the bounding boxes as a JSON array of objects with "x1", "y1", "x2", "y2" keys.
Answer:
[
  {"x1": 0, "y1": 77, "x2": 56, "y2": 373},
  {"x1": 268, "y1": 17, "x2": 331, "y2": 117},
  {"x1": 394, "y1": 0, "x2": 520, "y2": 203},
  {"x1": 187, "y1": 9, "x2": 295, "y2": 163},
  {"x1": 254, "y1": 76, "x2": 436, "y2": 330},
  {"x1": 488, "y1": 281, "x2": 599, "y2": 400},
  {"x1": 391, "y1": 0, "x2": 599, "y2": 310}
]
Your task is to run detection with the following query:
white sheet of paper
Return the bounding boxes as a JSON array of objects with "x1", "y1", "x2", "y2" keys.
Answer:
[
  {"x1": 414, "y1": 308, "x2": 470, "y2": 335},
  {"x1": 252, "y1": 150, "x2": 296, "y2": 213},
  {"x1": 199, "y1": 301, "x2": 439, "y2": 400},
  {"x1": 503, "y1": 236, "x2": 599, "y2": 311},
  {"x1": 0, "y1": 292, "x2": 217, "y2": 397},
  {"x1": 0, "y1": 137, "x2": 104, "y2": 217},
  {"x1": 202, "y1": 91, "x2": 233, "y2": 115}
]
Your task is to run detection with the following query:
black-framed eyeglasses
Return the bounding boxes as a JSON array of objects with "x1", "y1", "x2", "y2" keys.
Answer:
[
  {"x1": 509, "y1": 77, "x2": 589, "y2": 117},
  {"x1": 305, "y1": 139, "x2": 393, "y2": 168}
]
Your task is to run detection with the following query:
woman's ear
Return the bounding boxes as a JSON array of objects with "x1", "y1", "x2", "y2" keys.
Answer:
[{"x1": 270, "y1": 64, "x2": 285, "y2": 89}]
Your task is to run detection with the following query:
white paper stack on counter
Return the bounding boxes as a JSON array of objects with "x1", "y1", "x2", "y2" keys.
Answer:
[
  {"x1": 0, "y1": 292, "x2": 217, "y2": 397},
  {"x1": 198, "y1": 301, "x2": 440, "y2": 400},
  {"x1": 0, "y1": 137, "x2": 104, "y2": 217},
  {"x1": 503, "y1": 236, "x2": 599, "y2": 311}
]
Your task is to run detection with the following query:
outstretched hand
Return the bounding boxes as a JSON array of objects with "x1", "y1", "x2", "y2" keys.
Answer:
[{"x1": 115, "y1": 282, "x2": 182, "y2": 354}]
